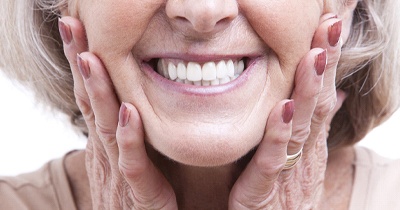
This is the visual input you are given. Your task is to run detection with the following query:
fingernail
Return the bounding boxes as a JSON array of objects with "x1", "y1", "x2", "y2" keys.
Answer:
[
  {"x1": 77, "y1": 54, "x2": 91, "y2": 80},
  {"x1": 119, "y1": 103, "x2": 131, "y2": 127},
  {"x1": 328, "y1": 20, "x2": 342, "y2": 47},
  {"x1": 58, "y1": 18, "x2": 72, "y2": 45},
  {"x1": 282, "y1": 100, "x2": 295, "y2": 124},
  {"x1": 315, "y1": 50, "x2": 327, "y2": 76}
]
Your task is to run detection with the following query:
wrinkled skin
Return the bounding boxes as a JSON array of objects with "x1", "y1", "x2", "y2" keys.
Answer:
[{"x1": 60, "y1": 0, "x2": 355, "y2": 209}]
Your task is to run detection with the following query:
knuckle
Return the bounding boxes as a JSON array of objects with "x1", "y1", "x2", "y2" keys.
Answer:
[
  {"x1": 232, "y1": 199, "x2": 262, "y2": 210},
  {"x1": 230, "y1": 186, "x2": 276, "y2": 210},
  {"x1": 313, "y1": 93, "x2": 337, "y2": 123},
  {"x1": 73, "y1": 86, "x2": 88, "y2": 102},
  {"x1": 136, "y1": 189, "x2": 176, "y2": 210},
  {"x1": 87, "y1": 84, "x2": 110, "y2": 104},
  {"x1": 293, "y1": 86, "x2": 320, "y2": 101},
  {"x1": 253, "y1": 156, "x2": 284, "y2": 181},
  {"x1": 270, "y1": 132, "x2": 290, "y2": 146},
  {"x1": 93, "y1": 153, "x2": 112, "y2": 183},
  {"x1": 74, "y1": 100, "x2": 95, "y2": 126},
  {"x1": 291, "y1": 124, "x2": 311, "y2": 144},
  {"x1": 95, "y1": 121, "x2": 116, "y2": 145},
  {"x1": 117, "y1": 135, "x2": 136, "y2": 150},
  {"x1": 74, "y1": 94, "x2": 93, "y2": 117},
  {"x1": 119, "y1": 159, "x2": 149, "y2": 180}
]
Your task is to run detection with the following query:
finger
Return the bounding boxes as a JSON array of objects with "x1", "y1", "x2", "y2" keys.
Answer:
[
  {"x1": 311, "y1": 15, "x2": 342, "y2": 112},
  {"x1": 311, "y1": 16, "x2": 342, "y2": 109},
  {"x1": 117, "y1": 103, "x2": 178, "y2": 209},
  {"x1": 304, "y1": 16, "x2": 343, "y2": 152},
  {"x1": 59, "y1": 17, "x2": 88, "y2": 67},
  {"x1": 58, "y1": 17, "x2": 91, "y2": 116},
  {"x1": 77, "y1": 52, "x2": 121, "y2": 168},
  {"x1": 287, "y1": 48, "x2": 326, "y2": 155},
  {"x1": 229, "y1": 100, "x2": 293, "y2": 209},
  {"x1": 313, "y1": 15, "x2": 342, "y2": 68},
  {"x1": 60, "y1": 17, "x2": 116, "y2": 207}
]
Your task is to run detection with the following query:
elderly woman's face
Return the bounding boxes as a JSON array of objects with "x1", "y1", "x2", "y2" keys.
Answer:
[{"x1": 75, "y1": 0, "x2": 335, "y2": 166}]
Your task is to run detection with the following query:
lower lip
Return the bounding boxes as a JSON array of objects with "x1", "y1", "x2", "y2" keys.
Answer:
[{"x1": 141, "y1": 57, "x2": 261, "y2": 96}]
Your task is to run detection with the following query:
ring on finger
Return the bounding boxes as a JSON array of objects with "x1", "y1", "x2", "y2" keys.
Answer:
[{"x1": 283, "y1": 147, "x2": 303, "y2": 170}]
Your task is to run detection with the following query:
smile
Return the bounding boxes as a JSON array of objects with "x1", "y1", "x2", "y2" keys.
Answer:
[
  {"x1": 155, "y1": 58, "x2": 246, "y2": 86},
  {"x1": 141, "y1": 54, "x2": 263, "y2": 96}
]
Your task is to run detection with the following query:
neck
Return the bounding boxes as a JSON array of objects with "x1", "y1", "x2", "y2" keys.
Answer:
[
  {"x1": 320, "y1": 146, "x2": 355, "y2": 209},
  {"x1": 147, "y1": 146, "x2": 254, "y2": 209},
  {"x1": 65, "y1": 146, "x2": 355, "y2": 210}
]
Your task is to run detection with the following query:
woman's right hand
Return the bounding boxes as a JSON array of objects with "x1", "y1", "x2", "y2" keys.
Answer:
[{"x1": 59, "y1": 17, "x2": 178, "y2": 209}]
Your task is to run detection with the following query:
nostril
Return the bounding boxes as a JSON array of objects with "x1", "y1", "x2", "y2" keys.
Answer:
[
  {"x1": 166, "y1": 0, "x2": 238, "y2": 34},
  {"x1": 176, "y1": 16, "x2": 188, "y2": 22},
  {"x1": 216, "y1": 17, "x2": 231, "y2": 26}
]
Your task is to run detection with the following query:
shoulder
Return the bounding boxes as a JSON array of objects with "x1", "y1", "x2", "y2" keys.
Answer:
[
  {"x1": 0, "y1": 156, "x2": 77, "y2": 210},
  {"x1": 350, "y1": 146, "x2": 400, "y2": 210}
]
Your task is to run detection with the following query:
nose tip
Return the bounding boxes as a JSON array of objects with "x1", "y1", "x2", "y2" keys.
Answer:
[{"x1": 166, "y1": 0, "x2": 238, "y2": 33}]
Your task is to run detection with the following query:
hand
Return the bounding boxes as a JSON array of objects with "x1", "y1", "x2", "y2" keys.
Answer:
[
  {"x1": 59, "y1": 17, "x2": 178, "y2": 209},
  {"x1": 229, "y1": 14, "x2": 346, "y2": 209}
]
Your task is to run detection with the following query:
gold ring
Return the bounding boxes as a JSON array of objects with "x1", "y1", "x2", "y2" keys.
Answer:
[{"x1": 283, "y1": 148, "x2": 303, "y2": 170}]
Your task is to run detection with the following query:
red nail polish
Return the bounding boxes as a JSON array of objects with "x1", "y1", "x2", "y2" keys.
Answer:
[
  {"x1": 58, "y1": 18, "x2": 72, "y2": 44},
  {"x1": 119, "y1": 103, "x2": 131, "y2": 127},
  {"x1": 315, "y1": 50, "x2": 327, "y2": 76},
  {"x1": 282, "y1": 100, "x2": 295, "y2": 124},
  {"x1": 77, "y1": 54, "x2": 91, "y2": 80},
  {"x1": 328, "y1": 20, "x2": 342, "y2": 47}
]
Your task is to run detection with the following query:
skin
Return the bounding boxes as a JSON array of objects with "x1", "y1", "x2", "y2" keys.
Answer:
[{"x1": 60, "y1": 0, "x2": 358, "y2": 209}]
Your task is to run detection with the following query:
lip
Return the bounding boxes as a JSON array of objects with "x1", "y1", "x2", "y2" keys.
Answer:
[{"x1": 140, "y1": 54, "x2": 262, "y2": 96}]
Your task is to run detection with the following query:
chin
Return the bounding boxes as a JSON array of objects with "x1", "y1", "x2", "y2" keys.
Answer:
[{"x1": 144, "y1": 119, "x2": 266, "y2": 167}]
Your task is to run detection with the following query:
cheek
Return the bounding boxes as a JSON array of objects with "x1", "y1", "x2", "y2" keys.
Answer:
[
  {"x1": 239, "y1": 0, "x2": 322, "y2": 71},
  {"x1": 78, "y1": 0, "x2": 164, "y2": 57}
]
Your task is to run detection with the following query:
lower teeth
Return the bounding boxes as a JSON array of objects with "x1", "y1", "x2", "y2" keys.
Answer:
[{"x1": 174, "y1": 75, "x2": 240, "y2": 86}]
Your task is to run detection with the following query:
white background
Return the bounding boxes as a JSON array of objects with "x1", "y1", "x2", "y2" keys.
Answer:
[{"x1": 1, "y1": 73, "x2": 400, "y2": 176}]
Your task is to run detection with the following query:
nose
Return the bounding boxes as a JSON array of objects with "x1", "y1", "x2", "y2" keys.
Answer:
[{"x1": 166, "y1": 0, "x2": 238, "y2": 33}]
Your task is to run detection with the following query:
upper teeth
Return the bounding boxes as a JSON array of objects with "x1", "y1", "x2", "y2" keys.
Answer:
[{"x1": 157, "y1": 59, "x2": 245, "y2": 86}]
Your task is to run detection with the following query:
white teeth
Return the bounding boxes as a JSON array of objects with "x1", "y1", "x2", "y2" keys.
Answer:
[
  {"x1": 156, "y1": 59, "x2": 245, "y2": 86},
  {"x1": 193, "y1": 81, "x2": 202, "y2": 86},
  {"x1": 202, "y1": 80, "x2": 211, "y2": 86},
  {"x1": 177, "y1": 63, "x2": 187, "y2": 80},
  {"x1": 220, "y1": 77, "x2": 231, "y2": 84},
  {"x1": 237, "y1": 60, "x2": 245, "y2": 75},
  {"x1": 202, "y1": 62, "x2": 217, "y2": 81},
  {"x1": 187, "y1": 62, "x2": 202, "y2": 82},
  {"x1": 184, "y1": 79, "x2": 193, "y2": 85},
  {"x1": 211, "y1": 79, "x2": 220, "y2": 85},
  {"x1": 227, "y1": 60, "x2": 235, "y2": 77},
  {"x1": 157, "y1": 59, "x2": 169, "y2": 78},
  {"x1": 216, "y1": 61, "x2": 228, "y2": 79},
  {"x1": 168, "y1": 63, "x2": 178, "y2": 80}
]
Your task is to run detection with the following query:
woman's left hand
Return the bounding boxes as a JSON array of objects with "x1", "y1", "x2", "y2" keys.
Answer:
[{"x1": 229, "y1": 14, "x2": 346, "y2": 209}]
